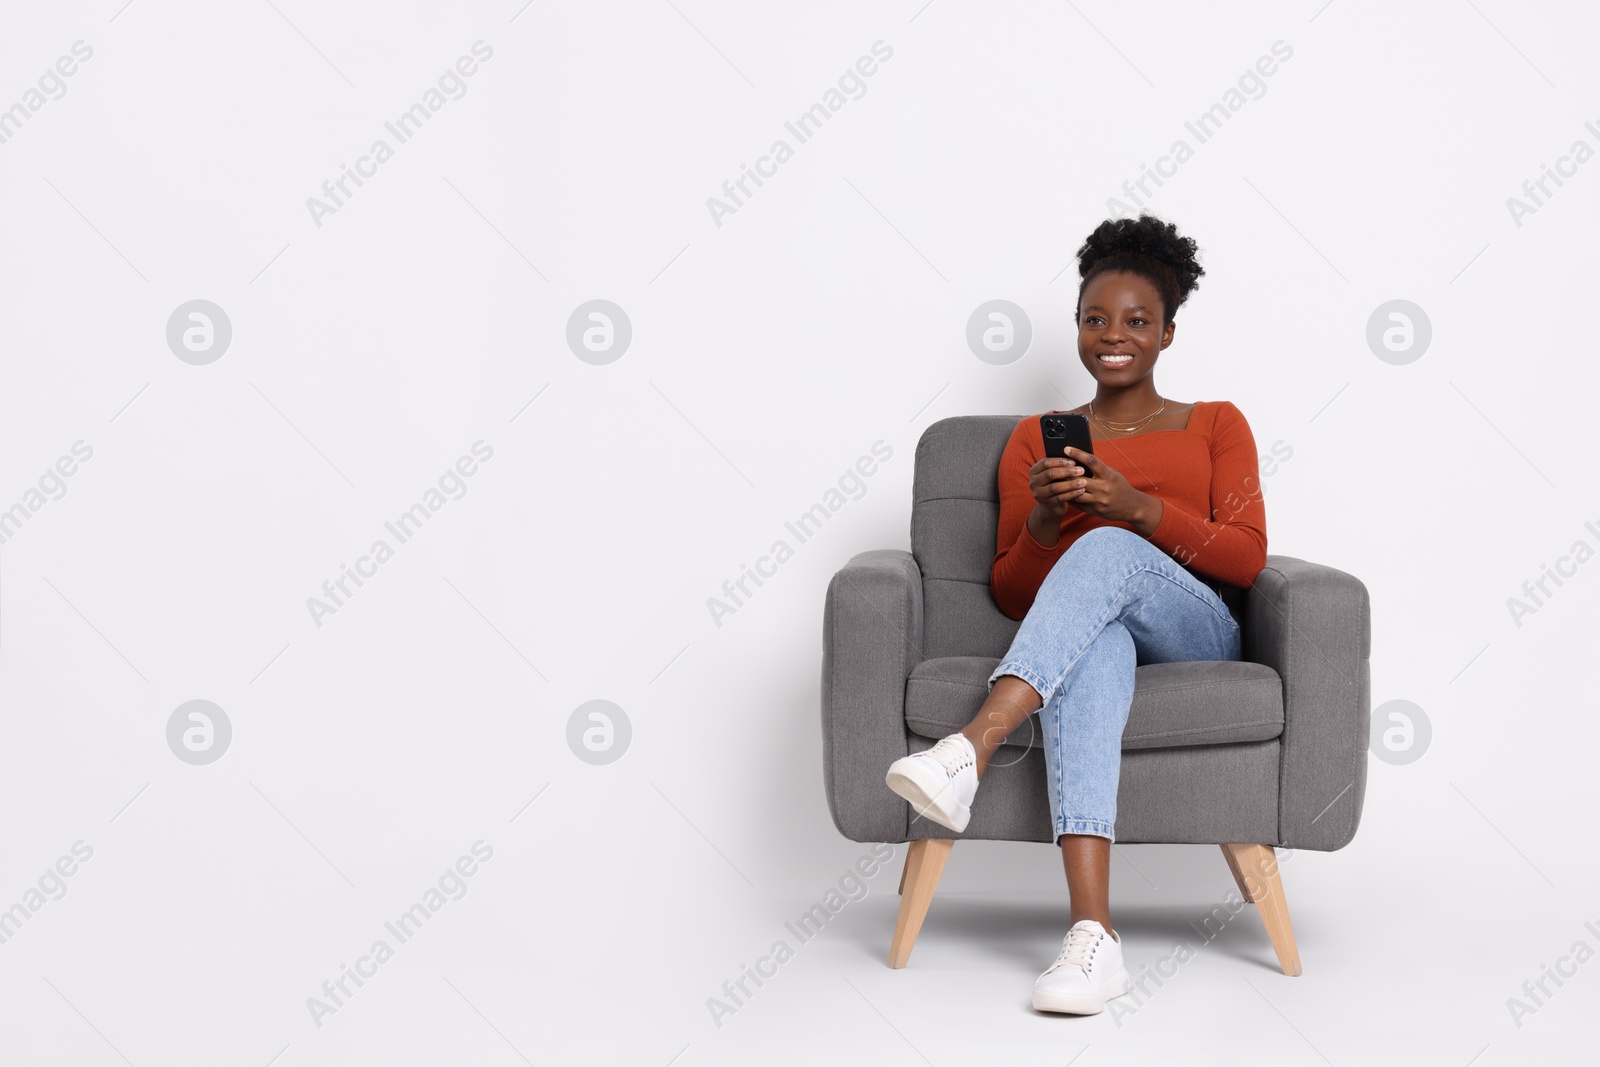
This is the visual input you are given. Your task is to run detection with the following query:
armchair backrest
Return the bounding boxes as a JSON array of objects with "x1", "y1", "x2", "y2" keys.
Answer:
[{"x1": 910, "y1": 416, "x2": 1024, "y2": 660}]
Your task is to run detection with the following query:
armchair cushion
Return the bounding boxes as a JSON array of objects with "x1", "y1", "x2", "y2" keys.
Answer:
[{"x1": 904, "y1": 657, "x2": 1285, "y2": 751}]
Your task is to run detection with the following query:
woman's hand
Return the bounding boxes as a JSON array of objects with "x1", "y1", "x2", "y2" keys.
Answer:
[
  {"x1": 1023, "y1": 455, "x2": 1089, "y2": 547},
  {"x1": 1028, "y1": 456, "x2": 1087, "y2": 520},
  {"x1": 1060, "y1": 447, "x2": 1163, "y2": 537}
]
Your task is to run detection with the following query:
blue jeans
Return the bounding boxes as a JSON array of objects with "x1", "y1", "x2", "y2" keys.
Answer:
[{"x1": 985, "y1": 527, "x2": 1241, "y2": 843}]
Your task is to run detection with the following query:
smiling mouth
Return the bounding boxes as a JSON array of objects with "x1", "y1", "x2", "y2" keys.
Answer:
[{"x1": 1097, "y1": 353, "x2": 1134, "y2": 366}]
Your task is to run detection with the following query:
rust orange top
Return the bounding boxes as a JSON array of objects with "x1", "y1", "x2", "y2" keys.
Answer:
[{"x1": 990, "y1": 400, "x2": 1268, "y2": 621}]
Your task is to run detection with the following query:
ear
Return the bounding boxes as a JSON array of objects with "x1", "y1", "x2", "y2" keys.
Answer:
[{"x1": 1161, "y1": 319, "x2": 1177, "y2": 350}]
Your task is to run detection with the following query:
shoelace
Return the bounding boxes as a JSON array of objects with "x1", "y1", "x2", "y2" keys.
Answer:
[
  {"x1": 924, "y1": 734, "x2": 975, "y2": 776},
  {"x1": 1044, "y1": 925, "x2": 1102, "y2": 976}
]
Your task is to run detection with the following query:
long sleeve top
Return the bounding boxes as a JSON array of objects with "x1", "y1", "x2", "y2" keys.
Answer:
[{"x1": 990, "y1": 400, "x2": 1268, "y2": 621}]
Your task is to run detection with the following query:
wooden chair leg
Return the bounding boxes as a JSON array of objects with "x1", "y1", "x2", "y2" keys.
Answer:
[
  {"x1": 888, "y1": 839, "x2": 952, "y2": 968},
  {"x1": 1219, "y1": 843, "x2": 1303, "y2": 976}
]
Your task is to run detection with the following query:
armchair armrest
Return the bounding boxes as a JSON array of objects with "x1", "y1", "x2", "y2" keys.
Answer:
[
  {"x1": 1245, "y1": 555, "x2": 1372, "y2": 851},
  {"x1": 821, "y1": 549, "x2": 925, "y2": 843}
]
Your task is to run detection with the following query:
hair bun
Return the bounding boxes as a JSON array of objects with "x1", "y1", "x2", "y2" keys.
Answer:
[{"x1": 1075, "y1": 214, "x2": 1204, "y2": 321}]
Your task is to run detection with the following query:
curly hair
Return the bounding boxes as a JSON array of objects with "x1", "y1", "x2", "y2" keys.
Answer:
[{"x1": 1074, "y1": 214, "x2": 1205, "y2": 329}]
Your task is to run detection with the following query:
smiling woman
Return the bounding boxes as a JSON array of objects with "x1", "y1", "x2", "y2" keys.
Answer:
[{"x1": 884, "y1": 213, "x2": 1271, "y2": 1016}]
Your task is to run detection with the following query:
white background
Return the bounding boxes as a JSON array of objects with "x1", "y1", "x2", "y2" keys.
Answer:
[{"x1": 1, "y1": 1, "x2": 1596, "y2": 1064}]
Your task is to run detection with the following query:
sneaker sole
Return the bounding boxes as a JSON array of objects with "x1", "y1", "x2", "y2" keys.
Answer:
[
  {"x1": 1032, "y1": 968, "x2": 1132, "y2": 1015},
  {"x1": 885, "y1": 759, "x2": 970, "y2": 833}
]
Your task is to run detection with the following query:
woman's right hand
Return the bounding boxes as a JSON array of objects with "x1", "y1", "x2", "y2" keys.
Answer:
[{"x1": 1025, "y1": 457, "x2": 1088, "y2": 546}]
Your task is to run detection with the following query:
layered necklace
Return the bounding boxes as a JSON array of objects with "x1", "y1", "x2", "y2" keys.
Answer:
[{"x1": 1088, "y1": 397, "x2": 1166, "y2": 435}]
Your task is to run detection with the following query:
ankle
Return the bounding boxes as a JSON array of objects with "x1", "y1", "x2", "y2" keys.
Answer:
[
  {"x1": 1072, "y1": 915, "x2": 1116, "y2": 940},
  {"x1": 957, "y1": 727, "x2": 990, "y2": 776}
]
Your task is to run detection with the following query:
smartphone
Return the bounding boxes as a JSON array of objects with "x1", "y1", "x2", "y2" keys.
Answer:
[{"x1": 1040, "y1": 413, "x2": 1094, "y2": 471}]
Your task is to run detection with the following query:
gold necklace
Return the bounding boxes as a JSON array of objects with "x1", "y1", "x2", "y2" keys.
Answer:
[{"x1": 1088, "y1": 398, "x2": 1166, "y2": 434}]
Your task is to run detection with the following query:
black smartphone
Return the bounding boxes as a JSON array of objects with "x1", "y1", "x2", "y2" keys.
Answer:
[{"x1": 1040, "y1": 413, "x2": 1094, "y2": 471}]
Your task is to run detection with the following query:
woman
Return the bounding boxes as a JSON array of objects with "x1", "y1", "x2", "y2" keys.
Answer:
[{"x1": 884, "y1": 214, "x2": 1267, "y2": 1015}]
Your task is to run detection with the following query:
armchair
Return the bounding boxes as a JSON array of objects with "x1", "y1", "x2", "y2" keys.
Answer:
[{"x1": 820, "y1": 415, "x2": 1371, "y2": 973}]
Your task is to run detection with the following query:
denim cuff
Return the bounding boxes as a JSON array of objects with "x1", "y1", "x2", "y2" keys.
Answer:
[
  {"x1": 987, "y1": 661, "x2": 1053, "y2": 702},
  {"x1": 1056, "y1": 818, "x2": 1115, "y2": 842}
]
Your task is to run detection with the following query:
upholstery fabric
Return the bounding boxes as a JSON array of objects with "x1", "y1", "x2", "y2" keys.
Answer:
[
  {"x1": 820, "y1": 415, "x2": 1371, "y2": 851},
  {"x1": 905, "y1": 656, "x2": 1285, "y2": 751}
]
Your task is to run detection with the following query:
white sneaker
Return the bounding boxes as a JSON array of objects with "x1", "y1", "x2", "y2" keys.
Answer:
[
  {"x1": 1032, "y1": 920, "x2": 1132, "y2": 1015},
  {"x1": 885, "y1": 733, "x2": 978, "y2": 833}
]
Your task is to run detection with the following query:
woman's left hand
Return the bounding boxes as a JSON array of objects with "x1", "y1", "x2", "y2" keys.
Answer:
[{"x1": 1062, "y1": 447, "x2": 1162, "y2": 536}]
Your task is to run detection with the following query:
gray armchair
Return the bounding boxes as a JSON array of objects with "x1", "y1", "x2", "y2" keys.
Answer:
[{"x1": 821, "y1": 415, "x2": 1371, "y2": 974}]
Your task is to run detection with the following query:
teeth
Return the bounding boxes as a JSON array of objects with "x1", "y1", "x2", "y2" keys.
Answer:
[{"x1": 1100, "y1": 354, "x2": 1133, "y2": 363}]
